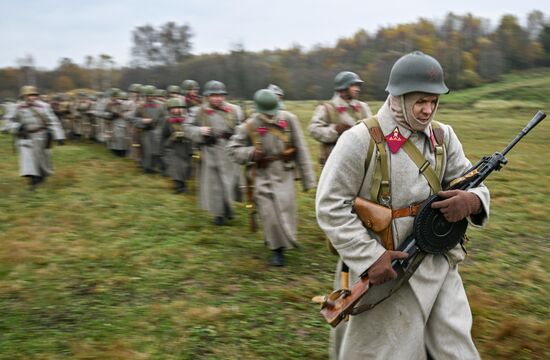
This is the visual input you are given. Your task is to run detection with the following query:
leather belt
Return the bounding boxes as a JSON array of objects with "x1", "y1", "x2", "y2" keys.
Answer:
[{"x1": 392, "y1": 203, "x2": 422, "y2": 218}]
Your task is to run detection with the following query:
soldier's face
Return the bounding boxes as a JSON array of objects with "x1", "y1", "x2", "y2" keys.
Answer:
[
  {"x1": 412, "y1": 95, "x2": 438, "y2": 122},
  {"x1": 348, "y1": 84, "x2": 361, "y2": 99},
  {"x1": 208, "y1": 94, "x2": 225, "y2": 108},
  {"x1": 170, "y1": 107, "x2": 183, "y2": 116},
  {"x1": 25, "y1": 95, "x2": 38, "y2": 105},
  {"x1": 187, "y1": 90, "x2": 199, "y2": 97}
]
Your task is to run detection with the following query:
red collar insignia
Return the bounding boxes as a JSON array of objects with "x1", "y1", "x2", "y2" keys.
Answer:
[
  {"x1": 257, "y1": 127, "x2": 268, "y2": 136},
  {"x1": 169, "y1": 117, "x2": 184, "y2": 124},
  {"x1": 336, "y1": 106, "x2": 347, "y2": 113},
  {"x1": 205, "y1": 108, "x2": 214, "y2": 115},
  {"x1": 278, "y1": 119, "x2": 288, "y2": 129},
  {"x1": 385, "y1": 127, "x2": 408, "y2": 153},
  {"x1": 144, "y1": 103, "x2": 157, "y2": 108},
  {"x1": 351, "y1": 104, "x2": 361, "y2": 112}
]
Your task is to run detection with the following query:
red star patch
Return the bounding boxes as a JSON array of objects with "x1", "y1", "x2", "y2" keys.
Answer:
[{"x1": 427, "y1": 67, "x2": 438, "y2": 81}]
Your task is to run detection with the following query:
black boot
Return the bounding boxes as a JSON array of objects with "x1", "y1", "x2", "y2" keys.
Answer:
[
  {"x1": 269, "y1": 248, "x2": 285, "y2": 267},
  {"x1": 223, "y1": 202, "x2": 233, "y2": 220},
  {"x1": 213, "y1": 216, "x2": 224, "y2": 226},
  {"x1": 174, "y1": 180, "x2": 187, "y2": 194}
]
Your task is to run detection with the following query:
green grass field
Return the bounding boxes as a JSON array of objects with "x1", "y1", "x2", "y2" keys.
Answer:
[{"x1": 0, "y1": 73, "x2": 549, "y2": 359}]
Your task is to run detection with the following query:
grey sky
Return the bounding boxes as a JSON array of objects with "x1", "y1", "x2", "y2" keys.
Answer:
[{"x1": 1, "y1": 0, "x2": 547, "y2": 69}]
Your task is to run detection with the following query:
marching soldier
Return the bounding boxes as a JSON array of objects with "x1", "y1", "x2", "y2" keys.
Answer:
[
  {"x1": 228, "y1": 89, "x2": 316, "y2": 266},
  {"x1": 166, "y1": 85, "x2": 183, "y2": 99},
  {"x1": 162, "y1": 98, "x2": 193, "y2": 193},
  {"x1": 315, "y1": 51, "x2": 490, "y2": 359},
  {"x1": 125, "y1": 83, "x2": 142, "y2": 162},
  {"x1": 5, "y1": 86, "x2": 65, "y2": 190},
  {"x1": 99, "y1": 89, "x2": 129, "y2": 157},
  {"x1": 309, "y1": 71, "x2": 373, "y2": 166},
  {"x1": 132, "y1": 85, "x2": 165, "y2": 173},
  {"x1": 73, "y1": 91, "x2": 94, "y2": 141},
  {"x1": 186, "y1": 80, "x2": 243, "y2": 225},
  {"x1": 181, "y1": 79, "x2": 202, "y2": 114}
]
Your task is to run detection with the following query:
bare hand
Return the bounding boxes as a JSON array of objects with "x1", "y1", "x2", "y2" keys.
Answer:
[
  {"x1": 143, "y1": 118, "x2": 152, "y2": 124},
  {"x1": 367, "y1": 250, "x2": 409, "y2": 285},
  {"x1": 201, "y1": 127, "x2": 211, "y2": 136}
]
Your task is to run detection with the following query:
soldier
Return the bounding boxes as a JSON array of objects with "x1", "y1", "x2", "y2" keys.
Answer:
[
  {"x1": 99, "y1": 89, "x2": 128, "y2": 157},
  {"x1": 125, "y1": 83, "x2": 142, "y2": 162},
  {"x1": 181, "y1": 79, "x2": 202, "y2": 113},
  {"x1": 228, "y1": 89, "x2": 316, "y2": 266},
  {"x1": 309, "y1": 71, "x2": 373, "y2": 166},
  {"x1": 5, "y1": 86, "x2": 65, "y2": 190},
  {"x1": 315, "y1": 51, "x2": 490, "y2": 359},
  {"x1": 166, "y1": 85, "x2": 183, "y2": 99},
  {"x1": 185, "y1": 80, "x2": 244, "y2": 225},
  {"x1": 50, "y1": 93, "x2": 72, "y2": 137},
  {"x1": 162, "y1": 98, "x2": 193, "y2": 193},
  {"x1": 74, "y1": 92, "x2": 95, "y2": 141},
  {"x1": 132, "y1": 85, "x2": 165, "y2": 173}
]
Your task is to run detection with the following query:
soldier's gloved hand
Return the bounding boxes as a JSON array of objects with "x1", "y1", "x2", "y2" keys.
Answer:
[
  {"x1": 335, "y1": 123, "x2": 351, "y2": 134},
  {"x1": 431, "y1": 190, "x2": 481, "y2": 222},
  {"x1": 251, "y1": 149, "x2": 264, "y2": 162},
  {"x1": 222, "y1": 131, "x2": 233, "y2": 140},
  {"x1": 367, "y1": 250, "x2": 409, "y2": 285}
]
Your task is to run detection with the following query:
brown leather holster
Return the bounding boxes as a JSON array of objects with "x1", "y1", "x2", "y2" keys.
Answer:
[{"x1": 352, "y1": 197, "x2": 394, "y2": 251}]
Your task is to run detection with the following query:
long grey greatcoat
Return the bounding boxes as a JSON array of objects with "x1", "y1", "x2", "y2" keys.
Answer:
[
  {"x1": 123, "y1": 98, "x2": 141, "y2": 161},
  {"x1": 316, "y1": 99, "x2": 490, "y2": 360},
  {"x1": 227, "y1": 111, "x2": 316, "y2": 249},
  {"x1": 6, "y1": 100, "x2": 65, "y2": 177},
  {"x1": 162, "y1": 115, "x2": 193, "y2": 181},
  {"x1": 132, "y1": 100, "x2": 165, "y2": 171},
  {"x1": 309, "y1": 93, "x2": 372, "y2": 164},
  {"x1": 186, "y1": 102, "x2": 243, "y2": 217},
  {"x1": 92, "y1": 97, "x2": 110, "y2": 143},
  {"x1": 99, "y1": 100, "x2": 128, "y2": 151}
]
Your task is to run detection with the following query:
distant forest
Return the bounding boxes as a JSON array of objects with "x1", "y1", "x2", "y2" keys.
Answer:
[{"x1": 1, "y1": 10, "x2": 550, "y2": 100}]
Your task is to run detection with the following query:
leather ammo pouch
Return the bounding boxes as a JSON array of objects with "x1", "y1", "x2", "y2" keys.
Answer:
[{"x1": 352, "y1": 196, "x2": 394, "y2": 251}]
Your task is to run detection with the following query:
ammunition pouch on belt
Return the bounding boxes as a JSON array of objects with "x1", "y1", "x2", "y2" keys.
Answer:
[
  {"x1": 256, "y1": 147, "x2": 296, "y2": 169},
  {"x1": 353, "y1": 197, "x2": 394, "y2": 250}
]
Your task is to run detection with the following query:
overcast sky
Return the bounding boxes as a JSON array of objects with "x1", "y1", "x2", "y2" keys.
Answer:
[{"x1": 2, "y1": 0, "x2": 547, "y2": 69}]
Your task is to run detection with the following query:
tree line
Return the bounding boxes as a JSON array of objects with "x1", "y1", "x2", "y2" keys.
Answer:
[{"x1": 1, "y1": 11, "x2": 549, "y2": 100}]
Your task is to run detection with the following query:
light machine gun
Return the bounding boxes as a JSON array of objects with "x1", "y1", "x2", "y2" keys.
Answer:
[{"x1": 315, "y1": 111, "x2": 546, "y2": 327}]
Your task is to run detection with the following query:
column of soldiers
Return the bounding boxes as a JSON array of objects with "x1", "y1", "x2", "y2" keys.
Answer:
[{"x1": 1, "y1": 71, "x2": 372, "y2": 267}]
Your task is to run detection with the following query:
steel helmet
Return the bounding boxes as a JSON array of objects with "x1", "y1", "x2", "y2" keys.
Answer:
[
  {"x1": 166, "y1": 97, "x2": 185, "y2": 109},
  {"x1": 203, "y1": 80, "x2": 227, "y2": 96},
  {"x1": 254, "y1": 89, "x2": 280, "y2": 116},
  {"x1": 181, "y1": 79, "x2": 200, "y2": 92},
  {"x1": 385, "y1": 51, "x2": 449, "y2": 96},
  {"x1": 20, "y1": 85, "x2": 39, "y2": 97},
  {"x1": 334, "y1": 71, "x2": 363, "y2": 91}
]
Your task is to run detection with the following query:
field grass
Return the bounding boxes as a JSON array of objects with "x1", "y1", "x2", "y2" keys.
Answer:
[{"x1": 0, "y1": 75, "x2": 549, "y2": 359}]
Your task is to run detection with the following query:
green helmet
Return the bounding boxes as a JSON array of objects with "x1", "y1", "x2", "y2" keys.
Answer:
[
  {"x1": 254, "y1": 89, "x2": 280, "y2": 116},
  {"x1": 267, "y1": 84, "x2": 284, "y2": 97},
  {"x1": 128, "y1": 83, "x2": 142, "y2": 93},
  {"x1": 141, "y1": 85, "x2": 156, "y2": 96},
  {"x1": 155, "y1": 89, "x2": 166, "y2": 97},
  {"x1": 20, "y1": 85, "x2": 39, "y2": 97},
  {"x1": 118, "y1": 91, "x2": 128, "y2": 100},
  {"x1": 203, "y1": 80, "x2": 227, "y2": 96},
  {"x1": 386, "y1": 51, "x2": 449, "y2": 96},
  {"x1": 167, "y1": 85, "x2": 182, "y2": 94},
  {"x1": 109, "y1": 88, "x2": 120, "y2": 98},
  {"x1": 181, "y1": 79, "x2": 200, "y2": 92},
  {"x1": 166, "y1": 97, "x2": 185, "y2": 109},
  {"x1": 334, "y1": 71, "x2": 363, "y2": 91}
]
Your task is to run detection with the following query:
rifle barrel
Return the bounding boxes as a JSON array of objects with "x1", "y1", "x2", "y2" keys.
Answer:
[{"x1": 502, "y1": 111, "x2": 546, "y2": 157}]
